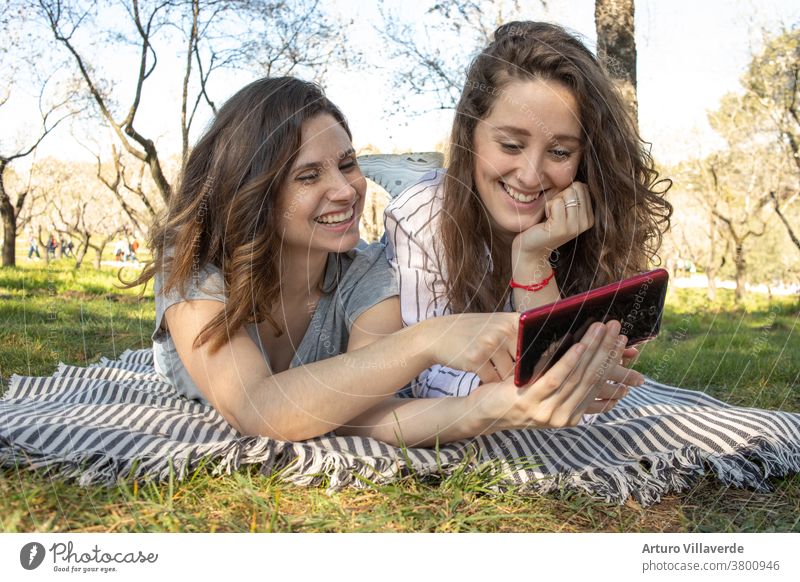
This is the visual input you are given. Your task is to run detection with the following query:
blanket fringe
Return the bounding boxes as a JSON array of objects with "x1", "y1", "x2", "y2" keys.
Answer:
[
  {"x1": 508, "y1": 435, "x2": 800, "y2": 505},
  {"x1": 3, "y1": 375, "x2": 24, "y2": 400},
  {"x1": 3, "y1": 353, "x2": 800, "y2": 506},
  {"x1": 4, "y1": 431, "x2": 797, "y2": 506}
]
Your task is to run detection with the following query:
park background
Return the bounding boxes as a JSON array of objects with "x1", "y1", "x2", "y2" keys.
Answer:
[{"x1": 1, "y1": 0, "x2": 799, "y2": 532}]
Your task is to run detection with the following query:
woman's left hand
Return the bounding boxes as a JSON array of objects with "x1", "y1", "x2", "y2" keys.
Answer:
[
  {"x1": 622, "y1": 346, "x2": 640, "y2": 369},
  {"x1": 586, "y1": 345, "x2": 643, "y2": 413},
  {"x1": 512, "y1": 181, "x2": 594, "y2": 259}
]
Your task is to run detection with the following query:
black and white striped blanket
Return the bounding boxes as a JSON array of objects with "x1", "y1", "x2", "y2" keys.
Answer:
[{"x1": 2, "y1": 348, "x2": 798, "y2": 506}]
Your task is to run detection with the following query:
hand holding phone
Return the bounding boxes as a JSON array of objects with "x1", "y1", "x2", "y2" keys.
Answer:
[
  {"x1": 515, "y1": 269, "x2": 668, "y2": 387},
  {"x1": 470, "y1": 319, "x2": 636, "y2": 430}
]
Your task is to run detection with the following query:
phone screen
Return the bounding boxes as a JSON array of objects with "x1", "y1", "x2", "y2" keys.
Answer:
[{"x1": 515, "y1": 269, "x2": 668, "y2": 386}]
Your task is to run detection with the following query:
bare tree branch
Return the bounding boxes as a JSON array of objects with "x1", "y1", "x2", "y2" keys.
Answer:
[
  {"x1": 377, "y1": 0, "x2": 533, "y2": 113},
  {"x1": 1, "y1": 74, "x2": 79, "y2": 266},
  {"x1": 39, "y1": 0, "x2": 174, "y2": 202},
  {"x1": 770, "y1": 190, "x2": 800, "y2": 253}
]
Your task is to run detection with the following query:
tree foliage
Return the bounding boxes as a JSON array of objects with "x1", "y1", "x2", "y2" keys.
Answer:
[{"x1": 665, "y1": 27, "x2": 800, "y2": 299}]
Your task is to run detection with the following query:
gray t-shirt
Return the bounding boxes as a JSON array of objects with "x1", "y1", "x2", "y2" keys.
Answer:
[{"x1": 151, "y1": 243, "x2": 398, "y2": 403}]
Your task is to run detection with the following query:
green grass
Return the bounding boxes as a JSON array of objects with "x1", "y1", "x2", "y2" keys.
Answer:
[
  {"x1": 0, "y1": 262, "x2": 153, "y2": 384},
  {"x1": 635, "y1": 288, "x2": 800, "y2": 411},
  {"x1": 1, "y1": 263, "x2": 799, "y2": 532}
]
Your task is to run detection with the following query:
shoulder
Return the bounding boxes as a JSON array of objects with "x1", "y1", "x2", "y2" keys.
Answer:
[
  {"x1": 329, "y1": 243, "x2": 398, "y2": 325},
  {"x1": 385, "y1": 169, "x2": 445, "y2": 225},
  {"x1": 154, "y1": 260, "x2": 227, "y2": 310},
  {"x1": 384, "y1": 169, "x2": 446, "y2": 248},
  {"x1": 336, "y1": 242, "x2": 395, "y2": 285},
  {"x1": 153, "y1": 260, "x2": 227, "y2": 337}
]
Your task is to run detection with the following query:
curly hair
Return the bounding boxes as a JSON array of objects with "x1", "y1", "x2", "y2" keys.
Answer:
[
  {"x1": 126, "y1": 77, "x2": 351, "y2": 353},
  {"x1": 441, "y1": 21, "x2": 672, "y2": 313}
]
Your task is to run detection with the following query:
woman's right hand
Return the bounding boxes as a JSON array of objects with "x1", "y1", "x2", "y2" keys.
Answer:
[
  {"x1": 419, "y1": 312, "x2": 519, "y2": 384},
  {"x1": 467, "y1": 320, "x2": 640, "y2": 431},
  {"x1": 512, "y1": 182, "x2": 594, "y2": 261}
]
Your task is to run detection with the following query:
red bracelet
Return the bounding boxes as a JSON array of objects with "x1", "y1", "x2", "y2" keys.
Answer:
[{"x1": 509, "y1": 269, "x2": 556, "y2": 292}]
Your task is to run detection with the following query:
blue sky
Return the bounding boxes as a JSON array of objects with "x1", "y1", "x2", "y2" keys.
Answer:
[
  {"x1": 325, "y1": 0, "x2": 799, "y2": 164},
  {"x1": 4, "y1": 0, "x2": 799, "y2": 167}
]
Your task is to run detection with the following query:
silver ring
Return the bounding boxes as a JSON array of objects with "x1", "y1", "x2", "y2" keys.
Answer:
[{"x1": 564, "y1": 199, "x2": 581, "y2": 208}]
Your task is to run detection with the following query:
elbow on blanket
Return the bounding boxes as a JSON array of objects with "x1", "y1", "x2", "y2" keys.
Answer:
[
  {"x1": 226, "y1": 408, "x2": 323, "y2": 442},
  {"x1": 215, "y1": 387, "x2": 330, "y2": 441}
]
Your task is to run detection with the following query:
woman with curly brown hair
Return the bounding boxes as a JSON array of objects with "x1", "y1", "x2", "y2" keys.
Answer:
[{"x1": 385, "y1": 21, "x2": 671, "y2": 400}]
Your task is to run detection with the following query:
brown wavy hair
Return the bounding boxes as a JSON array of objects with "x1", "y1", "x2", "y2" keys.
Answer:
[
  {"x1": 441, "y1": 21, "x2": 672, "y2": 313},
  {"x1": 126, "y1": 77, "x2": 351, "y2": 353}
]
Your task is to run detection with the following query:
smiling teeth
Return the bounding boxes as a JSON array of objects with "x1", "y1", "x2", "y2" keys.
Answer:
[
  {"x1": 316, "y1": 207, "x2": 354, "y2": 224},
  {"x1": 502, "y1": 183, "x2": 541, "y2": 203}
]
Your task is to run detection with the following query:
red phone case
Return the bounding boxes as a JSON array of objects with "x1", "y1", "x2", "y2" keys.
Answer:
[{"x1": 514, "y1": 268, "x2": 669, "y2": 387}]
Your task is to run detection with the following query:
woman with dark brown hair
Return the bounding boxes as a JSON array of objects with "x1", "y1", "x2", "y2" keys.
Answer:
[
  {"x1": 132, "y1": 76, "x2": 634, "y2": 446},
  {"x1": 385, "y1": 21, "x2": 671, "y2": 400}
]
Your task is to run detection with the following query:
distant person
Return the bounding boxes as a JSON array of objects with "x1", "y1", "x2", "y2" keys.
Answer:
[
  {"x1": 128, "y1": 239, "x2": 140, "y2": 262},
  {"x1": 385, "y1": 21, "x2": 671, "y2": 399},
  {"x1": 47, "y1": 235, "x2": 57, "y2": 259},
  {"x1": 28, "y1": 235, "x2": 40, "y2": 259},
  {"x1": 114, "y1": 241, "x2": 125, "y2": 262}
]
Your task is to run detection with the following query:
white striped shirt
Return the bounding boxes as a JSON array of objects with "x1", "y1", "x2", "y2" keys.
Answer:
[{"x1": 385, "y1": 170, "x2": 511, "y2": 398}]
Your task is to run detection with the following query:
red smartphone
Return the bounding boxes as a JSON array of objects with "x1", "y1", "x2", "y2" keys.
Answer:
[{"x1": 514, "y1": 268, "x2": 669, "y2": 387}]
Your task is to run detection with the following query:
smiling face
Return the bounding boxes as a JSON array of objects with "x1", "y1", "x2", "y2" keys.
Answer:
[
  {"x1": 276, "y1": 113, "x2": 366, "y2": 256},
  {"x1": 472, "y1": 78, "x2": 583, "y2": 240}
]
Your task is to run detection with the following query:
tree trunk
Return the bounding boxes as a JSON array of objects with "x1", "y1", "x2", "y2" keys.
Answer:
[
  {"x1": 706, "y1": 211, "x2": 718, "y2": 301},
  {"x1": 0, "y1": 166, "x2": 17, "y2": 267},
  {"x1": 74, "y1": 234, "x2": 90, "y2": 269},
  {"x1": 36, "y1": 226, "x2": 50, "y2": 266},
  {"x1": 595, "y1": 0, "x2": 638, "y2": 124},
  {"x1": 734, "y1": 241, "x2": 746, "y2": 304},
  {"x1": 1, "y1": 202, "x2": 15, "y2": 267},
  {"x1": 706, "y1": 267, "x2": 718, "y2": 302},
  {"x1": 92, "y1": 234, "x2": 114, "y2": 270}
]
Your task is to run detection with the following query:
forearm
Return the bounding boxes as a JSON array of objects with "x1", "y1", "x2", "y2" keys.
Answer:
[
  {"x1": 336, "y1": 394, "x2": 487, "y2": 447},
  {"x1": 233, "y1": 323, "x2": 436, "y2": 441}
]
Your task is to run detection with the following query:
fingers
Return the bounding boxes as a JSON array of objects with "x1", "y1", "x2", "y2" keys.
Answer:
[
  {"x1": 585, "y1": 382, "x2": 629, "y2": 414},
  {"x1": 530, "y1": 341, "x2": 587, "y2": 396},
  {"x1": 563, "y1": 183, "x2": 582, "y2": 230},
  {"x1": 485, "y1": 312, "x2": 519, "y2": 334},
  {"x1": 562, "y1": 320, "x2": 624, "y2": 414},
  {"x1": 469, "y1": 313, "x2": 519, "y2": 383},
  {"x1": 586, "y1": 320, "x2": 624, "y2": 384},
  {"x1": 585, "y1": 396, "x2": 623, "y2": 414},
  {"x1": 545, "y1": 196, "x2": 566, "y2": 237},
  {"x1": 570, "y1": 182, "x2": 594, "y2": 231},
  {"x1": 545, "y1": 182, "x2": 593, "y2": 245},
  {"x1": 621, "y1": 346, "x2": 640, "y2": 368},
  {"x1": 485, "y1": 324, "x2": 518, "y2": 381},
  {"x1": 594, "y1": 381, "x2": 630, "y2": 401},
  {"x1": 606, "y1": 361, "x2": 645, "y2": 386},
  {"x1": 565, "y1": 321, "x2": 611, "y2": 389}
]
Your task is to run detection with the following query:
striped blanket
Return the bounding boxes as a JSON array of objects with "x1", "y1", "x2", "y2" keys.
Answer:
[{"x1": 1, "y1": 348, "x2": 799, "y2": 506}]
